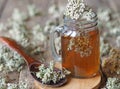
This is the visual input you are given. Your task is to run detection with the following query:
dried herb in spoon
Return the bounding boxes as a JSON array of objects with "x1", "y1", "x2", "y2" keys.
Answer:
[{"x1": 32, "y1": 61, "x2": 70, "y2": 85}]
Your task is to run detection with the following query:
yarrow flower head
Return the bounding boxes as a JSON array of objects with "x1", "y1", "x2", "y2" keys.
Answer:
[{"x1": 64, "y1": 0, "x2": 95, "y2": 21}]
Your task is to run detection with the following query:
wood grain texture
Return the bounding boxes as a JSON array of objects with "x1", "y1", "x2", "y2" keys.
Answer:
[
  {"x1": 34, "y1": 73, "x2": 101, "y2": 89},
  {"x1": 0, "y1": 0, "x2": 30, "y2": 22},
  {"x1": 19, "y1": 67, "x2": 35, "y2": 89},
  {"x1": 0, "y1": 0, "x2": 8, "y2": 18},
  {"x1": 30, "y1": 0, "x2": 53, "y2": 27},
  {"x1": 1, "y1": 0, "x2": 120, "y2": 22}
]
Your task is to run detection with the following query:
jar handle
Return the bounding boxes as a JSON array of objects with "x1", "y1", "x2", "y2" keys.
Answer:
[{"x1": 50, "y1": 26, "x2": 63, "y2": 61}]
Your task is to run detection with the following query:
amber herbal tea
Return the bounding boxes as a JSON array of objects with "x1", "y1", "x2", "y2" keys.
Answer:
[{"x1": 61, "y1": 28, "x2": 100, "y2": 78}]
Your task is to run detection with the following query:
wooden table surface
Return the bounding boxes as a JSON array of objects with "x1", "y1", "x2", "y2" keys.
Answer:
[
  {"x1": 0, "y1": 0, "x2": 120, "y2": 23},
  {"x1": 0, "y1": 0, "x2": 120, "y2": 89}
]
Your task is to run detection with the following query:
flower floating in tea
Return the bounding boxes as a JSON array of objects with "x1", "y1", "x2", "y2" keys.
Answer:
[{"x1": 68, "y1": 31, "x2": 92, "y2": 57}]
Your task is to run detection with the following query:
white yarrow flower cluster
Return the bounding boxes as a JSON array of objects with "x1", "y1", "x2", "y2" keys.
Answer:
[
  {"x1": 105, "y1": 78, "x2": 120, "y2": 89},
  {"x1": 97, "y1": 8, "x2": 111, "y2": 22},
  {"x1": 100, "y1": 37, "x2": 111, "y2": 56},
  {"x1": 64, "y1": 0, "x2": 95, "y2": 20},
  {"x1": 65, "y1": 0, "x2": 85, "y2": 20},
  {"x1": 28, "y1": 4, "x2": 40, "y2": 17},
  {"x1": 19, "y1": 80, "x2": 28, "y2": 89},
  {"x1": 0, "y1": 45, "x2": 25, "y2": 72},
  {"x1": 0, "y1": 76, "x2": 31, "y2": 89},
  {"x1": 32, "y1": 24, "x2": 47, "y2": 43},
  {"x1": 0, "y1": 77, "x2": 6, "y2": 89},
  {"x1": 82, "y1": 9, "x2": 95, "y2": 21},
  {"x1": 98, "y1": 8, "x2": 120, "y2": 38},
  {"x1": 0, "y1": 23, "x2": 7, "y2": 31},
  {"x1": 36, "y1": 61, "x2": 67, "y2": 84},
  {"x1": 12, "y1": 8, "x2": 28, "y2": 24},
  {"x1": 7, "y1": 83, "x2": 18, "y2": 89}
]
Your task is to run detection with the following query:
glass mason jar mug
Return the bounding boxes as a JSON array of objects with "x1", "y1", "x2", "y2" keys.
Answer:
[{"x1": 50, "y1": 15, "x2": 100, "y2": 78}]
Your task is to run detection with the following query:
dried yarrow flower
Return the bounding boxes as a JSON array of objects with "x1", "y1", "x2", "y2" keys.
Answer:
[
  {"x1": 102, "y1": 47, "x2": 120, "y2": 77},
  {"x1": 0, "y1": 44, "x2": 25, "y2": 72},
  {"x1": 7, "y1": 83, "x2": 18, "y2": 89},
  {"x1": 105, "y1": 77, "x2": 120, "y2": 89},
  {"x1": 0, "y1": 77, "x2": 6, "y2": 89},
  {"x1": 67, "y1": 31, "x2": 92, "y2": 57},
  {"x1": 35, "y1": 61, "x2": 70, "y2": 84},
  {"x1": 27, "y1": 4, "x2": 41, "y2": 17},
  {"x1": 19, "y1": 79, "x2": 28, "y2": 89},
  {"x1": 64, "y1": 0, "x2": 95, "y2": 21}
]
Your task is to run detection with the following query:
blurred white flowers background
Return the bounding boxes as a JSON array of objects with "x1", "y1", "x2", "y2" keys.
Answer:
[{"x1": 0, "y1": 0, "x2": 120, "y2": 88}]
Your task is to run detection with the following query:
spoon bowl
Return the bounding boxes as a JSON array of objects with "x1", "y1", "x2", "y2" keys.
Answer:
[
  {"x1": 30, "y1": 63, "x2": 67, "y2": 87},
  {"x1": 0, "y1": 36, "x2": 67, "y2": 87}
]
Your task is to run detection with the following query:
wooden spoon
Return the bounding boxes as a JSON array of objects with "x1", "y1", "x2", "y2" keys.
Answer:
[{"x1": 0, "y1": 36, "x2": 67, "y2": 87}]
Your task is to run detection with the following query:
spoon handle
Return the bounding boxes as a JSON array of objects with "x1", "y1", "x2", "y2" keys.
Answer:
[{"x1": 0, "y1": 36, "x2": 38, "y2": 65}]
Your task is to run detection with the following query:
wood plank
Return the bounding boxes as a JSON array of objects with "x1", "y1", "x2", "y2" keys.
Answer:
[
  {"x1": 0, "y1": 0, "x2": 8, "y2": 18},
  {"x1": 91, "y1": 0, "x2": 120, "y2": 11},
  {"x1": 0, "y1": 0, "x2": 120, "y2": 22},
  {"x1": 30, "y1": 0, "x2": 67, "y2": 27},
  {"x1": 19, "y1": 67, "x2": 35, "y2": 89},
  {"x1": 0, "y1": 0, "x2": 31, "y2": 22},
  {"x1": 86, "y1": 0, "x2": 103, "y2": 11},
  {"x1": 29, "y1": 0, "x2": 53, "y2": 27}
]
